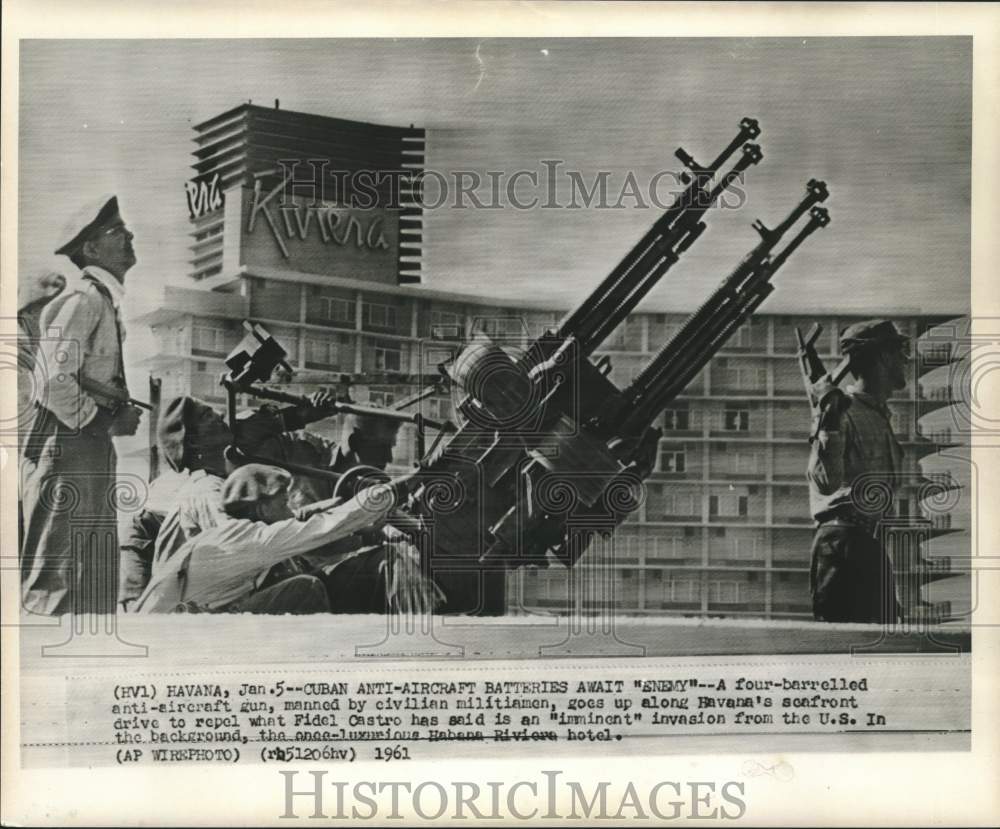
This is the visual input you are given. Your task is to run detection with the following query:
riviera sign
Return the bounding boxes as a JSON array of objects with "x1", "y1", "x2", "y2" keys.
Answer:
[{"x1": 247, "y1": 175, "x2": 390, "y2": 260}]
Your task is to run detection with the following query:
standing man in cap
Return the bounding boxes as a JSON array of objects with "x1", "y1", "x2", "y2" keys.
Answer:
[
  {"x1": 20, "y1": 195, "x2": 142, "y2": 615},
  {"x1": 806, "y1": 319, "x2": 910, "y2": 624}
]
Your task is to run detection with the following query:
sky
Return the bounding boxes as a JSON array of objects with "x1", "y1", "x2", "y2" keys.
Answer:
[{"x1": 18, "y1": 37, "x2": 971, "y2": 321}]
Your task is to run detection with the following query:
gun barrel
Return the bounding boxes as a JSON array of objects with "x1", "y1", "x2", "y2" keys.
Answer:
[
  {"x1": 620, "y1": 183, "x2": 830, "y2": 434},
  {"x1": 571, "y1": 141, "x2": 764, "y2": 355},
  {"x1": 555, "y1": 119, "x2": 762, "y2": 354},
  {"x1": 222, "y1": 379, "x2": 455, "y2": 433}
]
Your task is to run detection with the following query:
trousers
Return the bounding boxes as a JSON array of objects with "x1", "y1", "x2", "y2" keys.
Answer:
[
  {"x1": 20, "y1": 407, "x2": 119, "y2": 615},
  {"x1": 810, "y1": 521, "x2": 900, "y2": 624}
]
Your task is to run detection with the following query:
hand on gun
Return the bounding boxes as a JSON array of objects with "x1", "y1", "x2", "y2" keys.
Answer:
[
  {"x1": 304, "y1": 389, "x2": 339, "y2": 419},
  {"x1": 109, "y1": 404, "x2": 143, "y2": 437},
  {"x1": 381, "y1": 542, "x2": 445, "y2": 615},
  {"x1": 294, "y1": 469, "x2": 422, "y2": 521}
]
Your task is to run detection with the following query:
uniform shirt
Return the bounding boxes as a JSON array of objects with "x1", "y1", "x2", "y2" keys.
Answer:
[
  {"x1": 133, "y1": 483, "x2": 397, "y2": 612},
  {"x1": 806, "y1": 389, "x2": 904, "y2": 527},
  {"x1": 32, "y1": 265, "x2": 127, "y2": 430}
]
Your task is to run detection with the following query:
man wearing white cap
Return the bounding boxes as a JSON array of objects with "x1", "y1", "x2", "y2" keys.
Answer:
[{"x1": 20, "y1": 194, "x2": 143, "y2": 615}]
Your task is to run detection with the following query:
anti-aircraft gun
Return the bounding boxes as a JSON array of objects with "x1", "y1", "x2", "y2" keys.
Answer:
[
  {"x1": 394, "y1": 119, "x2": 832, "y2": 613},
  {"x1": 212, "y1": 119, "x2": 832, "y2": 616}
]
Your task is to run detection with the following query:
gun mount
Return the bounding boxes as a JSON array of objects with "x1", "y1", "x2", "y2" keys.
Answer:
[{"x1": 392, "y1": 122, "x2": 832, "y2": 614}]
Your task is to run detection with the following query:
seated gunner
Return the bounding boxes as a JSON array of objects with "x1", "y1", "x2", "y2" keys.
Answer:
[{"x1": 132, "y1": 464, "x2": 411, "y2": 613}]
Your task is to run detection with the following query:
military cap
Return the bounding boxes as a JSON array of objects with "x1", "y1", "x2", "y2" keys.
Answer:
[
  {"x1": 839, "y1": 319, "x2": 909, "y2": 356},
  {"x1": 54, "y1": 194, "x2": 121, "y2": 256},
  {"x1": 222, "y1": 464, "x2": 292, "y2": 518},
  {"x1": 344, "y1": 411, "x2": 402, "y2": 437},
  {"x1": 157, "y1": 396, "x2": 226, "y2": 472}
]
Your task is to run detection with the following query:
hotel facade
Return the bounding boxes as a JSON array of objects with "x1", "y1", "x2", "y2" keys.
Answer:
[{"x1": 135, "y1": 104, "x2": 970, "y2": 623}]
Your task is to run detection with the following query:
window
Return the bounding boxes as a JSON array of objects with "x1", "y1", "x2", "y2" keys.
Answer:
[
  {"x1": 195, "y1": 361, "x2": 208, "y2": 372},
  {"x1": 424, "y1": 397, "x2": 450, "y2": 421},
  {"x1": 431, "y1": 310, "x2": 463, "y2": 340},
  {"x1": 732, "y1": 321, "x2": 755, "y2": 349},
  {"x1": 307, "y1": 337, "x2": 339, "y2": 367},
  {"x1": 321, "y1": 296, "x2": 353, "y2": 324},
  {"x1": 661, "y1": 322, "x2": 682, "y2": 343},
  {"x1": 368, "y1": 390, "x2": 396, "y2": 408},
  {"x1": 646, "y1": 533, "x2": 684, "y2": 559},
  {"x1": 608, "y1": 318, "x2": 637, "y2": 349},
  {"x1": 709, "y1": 580, "x2": 746, "y2": 603},
  {"x1": 666, "y1": 579, "x2": 699, "y2": 603},
  {"x1": 710, "y1": 494, "x2": 748, "y2": 518},
  {"x1": 722, "y1": 366, "x2": 767, "y2": 390},
  {"x1": 723, "y1": 407, "x2": 750, "y2": 432},
  {"x1": 922, "y1": 344, "x2": 952, "y2": 366},
  {"x1": 363, "y1": 301, "x2": 398, "y2": 330},
  {"x1": 730, "y1": 532, "x2": 763, "y2": 559},
  {"x1": 659, "y1": 445, "x2": 686, "y2": 473},
  {"x1": 192, "y1": 325, "x2": 228, "y2": 354},
  {"x1": 729, "y1": 452, "x2": 761, "y2": 475},
  {"x1": 659, "y1": 490, "x2": 698, "y2": 517},
  {"x1": 374, "y1": 342, "x2": 403, "y2": 372},
  {"x1": 663, "y1": 407, "x2": 690, "y2": 431},
  {"x1": 478, "y1": 317, "x2": 523, "y2": 340}
]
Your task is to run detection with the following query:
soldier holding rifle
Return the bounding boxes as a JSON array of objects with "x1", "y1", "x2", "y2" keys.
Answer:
[
  {"x1": 805, "y1": 320, "x2": 909, "y2": 624},
  {"x1": 21, "y1": 195, "x2": 143, "y2": 615}
]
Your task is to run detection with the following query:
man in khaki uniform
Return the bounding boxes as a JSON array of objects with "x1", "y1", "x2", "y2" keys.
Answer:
[
  {"x1": 20, "y1": 195, "x2": 142, "y2": 615},
  {"x1": 806, "y1": 319, "x2": 909, "y2": 624}
]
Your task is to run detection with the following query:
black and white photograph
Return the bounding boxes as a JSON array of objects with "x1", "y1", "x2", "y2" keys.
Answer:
[{"x1": 2, "y1": 2, "x2": 998, "y2": 825}]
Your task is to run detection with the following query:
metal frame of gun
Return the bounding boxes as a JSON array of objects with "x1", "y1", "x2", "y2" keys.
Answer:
[{"x1": 218, "y1": 321, "x2": 456, "y2": 482}]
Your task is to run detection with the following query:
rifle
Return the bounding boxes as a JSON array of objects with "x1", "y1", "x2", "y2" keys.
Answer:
[
  {"x1": 78, "y1": 374, "x2": 152, "y2": 411},
  {"x1": 794, "y1": 323, "x2": 853, "y2": 441}
]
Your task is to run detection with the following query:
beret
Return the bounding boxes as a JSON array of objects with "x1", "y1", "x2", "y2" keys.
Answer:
[
  {"x1": 222, "y1": 464, "x2": 292, "y2": 517},
  {"x1": 157, "y1": 396, "x2": 224, "y2": 472},
  {"x1": 839, "y1": 319, "x2": 909, "y2": 355},
  {"x1": 54, "y1": 195, "x2": 121, "y2": 256}
]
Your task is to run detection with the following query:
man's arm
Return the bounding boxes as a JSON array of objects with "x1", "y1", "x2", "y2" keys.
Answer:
[
  {"x1": 806, "y1": 408, "x2": 853, "y2": 496},
  {"x1": 119, "y1": 509, "x2": 164, "y2": 610},
  {"x1": 235, "y1": 392, "x2": 339, "y2": 447},
  {"x1": 33, "y1": 290, "x2": 102, "y2": 429},
  {"x1": 182, "y1": 484, "x2": 398, "y2": 605}
]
